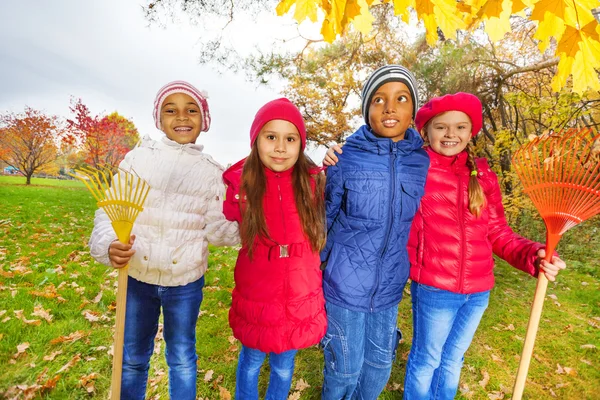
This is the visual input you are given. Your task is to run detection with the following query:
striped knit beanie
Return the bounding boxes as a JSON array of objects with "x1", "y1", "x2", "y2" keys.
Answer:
[
  {"x1": 361, "y1": 65, "x2": 419, "y2": 125},
  {"x1": 153, "y1": 80, "x2": 211, "y2": 132}
]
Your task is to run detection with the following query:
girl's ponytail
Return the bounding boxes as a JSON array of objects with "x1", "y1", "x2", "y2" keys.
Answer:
[{"x1": 465, "y1": 143, "x2": 487, "y2": 217}]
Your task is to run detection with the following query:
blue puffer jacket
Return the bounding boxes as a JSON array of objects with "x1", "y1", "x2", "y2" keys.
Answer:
[{"x1": 321, "y1": 125, "x2": 429, "y2": 312}]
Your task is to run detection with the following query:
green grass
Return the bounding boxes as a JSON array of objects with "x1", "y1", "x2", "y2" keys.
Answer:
[{"x1": 1, "y1": 178, "x2": 598, "y2": 399}]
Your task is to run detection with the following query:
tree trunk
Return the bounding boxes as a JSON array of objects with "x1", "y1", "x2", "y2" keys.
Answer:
[{"x1": 26, "y1": 173, "x2": 32, "y2": 185}]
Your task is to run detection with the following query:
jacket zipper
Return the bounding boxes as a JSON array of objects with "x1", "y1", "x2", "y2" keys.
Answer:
[
  {"x1": 371, "y1": 144, "x2": 397, "y2": 312},
  {"x1": 276, "y1": 176, "x2": 290, "y2": 322},
  {"x1": 157, "y1": 146, "x2": 182, "y2": 283},
  {"x1": 457, "y1": 172, "x2": 466, "y2": 293}
]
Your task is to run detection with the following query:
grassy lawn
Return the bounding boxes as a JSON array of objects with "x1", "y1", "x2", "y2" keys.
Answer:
[{"x1": 0, "y1": 178, "x2": 598, "y2": 399}]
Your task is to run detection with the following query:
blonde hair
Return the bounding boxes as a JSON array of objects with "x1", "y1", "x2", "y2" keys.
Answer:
[
  {"x1": 465, "y1": 143, "x2": 487, "y2": 217},
  {"x1": 421, "y1": 118, "x2": 487, "y2": 218}
]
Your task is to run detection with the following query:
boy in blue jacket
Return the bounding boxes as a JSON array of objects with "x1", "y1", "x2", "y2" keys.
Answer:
[{"x1": 320, "y1": 65, "x2": 429, "y2": 400}]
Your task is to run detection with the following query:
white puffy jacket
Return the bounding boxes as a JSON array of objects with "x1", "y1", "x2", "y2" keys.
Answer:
[{"x1": 89, "y1": 135, "x2": 240, "y2": 286}]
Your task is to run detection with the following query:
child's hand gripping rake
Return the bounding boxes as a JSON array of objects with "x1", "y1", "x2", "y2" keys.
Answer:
[
  {"x1": 511, "y1": 127, "x2": 600, "y2": 399},
  {"x1": 72, "y1": 166, "x2": 150, "y2": 400}
]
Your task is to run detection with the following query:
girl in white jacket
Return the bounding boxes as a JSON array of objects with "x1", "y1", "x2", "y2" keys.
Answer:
[{"x1": 88, "y1": 81, "x2": 239, "y2": 400}]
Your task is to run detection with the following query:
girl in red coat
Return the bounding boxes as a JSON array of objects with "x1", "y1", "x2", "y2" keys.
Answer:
[
  {"x1": 403, "y1": 92, "x2": 566, "y2": 399},
  {"x1": 222, "y1": 98, "x2": 327, "y2": 400}
]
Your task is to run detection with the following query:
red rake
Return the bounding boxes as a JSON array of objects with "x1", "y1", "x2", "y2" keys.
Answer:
[{"x1": 511, "y1": 127, "x2": 600, "y2": 399}]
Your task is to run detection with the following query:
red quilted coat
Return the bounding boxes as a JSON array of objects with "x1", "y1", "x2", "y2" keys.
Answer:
[
  {"x1": 408, "y1": 147, "x2": 543, "y2": 294},
  {"x1": 222, "y1": 159, "x2": 327, "y2": 354}
]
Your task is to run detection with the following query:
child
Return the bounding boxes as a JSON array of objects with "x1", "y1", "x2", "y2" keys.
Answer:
[
  {"x1": 88, "y1": 80, "x2": 239, "y2": 400},
  {"x1": 319, "y1": 65, "x2": 429, "y2": 400},
  {"x1": 222, "y1": 98, "x2": 327, "y2": 400},
  {"x1": 325, "y1": 92, "x2": 566, "y2": 400},
  {"x1": 403, "y1": 92, "x2": 565, "y2": 399}
]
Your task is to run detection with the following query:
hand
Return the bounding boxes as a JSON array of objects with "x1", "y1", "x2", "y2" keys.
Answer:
[
  {"x1": 323, "y1": 144, "x2": 343, "y2": 166},
  {"x1": 536, "y1": 249, "x2": 566, "y2": 282},
  {"x1": 108, "y1": 235, "x2": 136, "y2": 269}
]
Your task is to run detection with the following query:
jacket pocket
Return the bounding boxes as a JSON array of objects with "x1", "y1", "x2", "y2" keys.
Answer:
[
  {"x1": 400, "y1": 182, "x2": 425, "y2": 222},
  {"x1": 344, "y1": 179, "x2": 385, "y2": 222}
]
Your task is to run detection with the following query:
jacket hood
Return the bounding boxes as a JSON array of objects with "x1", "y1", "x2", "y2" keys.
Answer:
[{"x1": 345, "y1": 125, "x2": 424, "y2": 155}]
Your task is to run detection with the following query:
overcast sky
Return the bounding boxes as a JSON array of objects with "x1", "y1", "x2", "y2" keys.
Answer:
[{"x1": 0, "y1": 0, "x2": 328, "y2": 166}]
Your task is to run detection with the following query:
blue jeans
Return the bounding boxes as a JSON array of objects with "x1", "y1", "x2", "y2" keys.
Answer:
[
  {"x1": 404, "y1": 282, "x2": 490, "y2": 400},
  {"x1": 120, "y1": 276, "x2": 204, "y2": 400},
  {"x1": 321, "y1": 302, "x2": 401, "y2": 400},
  {"x1": 235, "y1": 345, "x2": 298, "y2": 400}
]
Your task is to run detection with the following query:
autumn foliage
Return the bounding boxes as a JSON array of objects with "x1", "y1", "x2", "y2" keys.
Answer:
[
  {"x1": 66, "y1": 98, "x2": 139, "y2": 173},
  {"x1": 276, "y1": 0, "x2": 600, "y2": 94},
  {"x1": 0, "y1": 107, "x2": 62, "y2": 185}
]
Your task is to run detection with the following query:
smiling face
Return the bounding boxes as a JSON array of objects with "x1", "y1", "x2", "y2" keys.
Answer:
[
  {"x1": 425, "y1": 111, "x2": 472, "y2": 156},
  {"x1": 159, "y1": 93, "x2": 202, "y2": 144},
  {"x1": 367, "y1": 81, "x2": 414, "y2": 142},
  {"x1": 256, "y1": 119, "x2": 301, "y2": 172}
]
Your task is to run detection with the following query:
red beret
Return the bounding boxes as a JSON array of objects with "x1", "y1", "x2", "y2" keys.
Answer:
[
  {"x1": 249, "y1": 98, "x2": 307, "y2": 149},
  {"x1": 415, "y1": 92, "x2": 482, "y2": 137}
]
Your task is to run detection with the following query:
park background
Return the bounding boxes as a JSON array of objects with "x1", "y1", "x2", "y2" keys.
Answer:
[{"x1": 1, "y1": 0, "x2": 599, "y2": 398}]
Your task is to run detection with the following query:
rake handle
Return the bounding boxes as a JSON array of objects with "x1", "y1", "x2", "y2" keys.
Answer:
[
  {"x1": 110, "y1": 264, "x2": 129, "y2": 400},
  {"x1": 512, "y1": 232, "x2": 560, "y2": 400}
]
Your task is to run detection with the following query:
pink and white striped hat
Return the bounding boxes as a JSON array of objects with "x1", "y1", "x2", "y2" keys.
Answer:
[{"x1": 153, "y1": 80, "x2": 211, "y2": 132}]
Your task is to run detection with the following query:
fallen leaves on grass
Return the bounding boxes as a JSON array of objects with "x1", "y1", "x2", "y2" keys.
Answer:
[
  {"x1": 31, "y1": 304, "x2": 53, "y2": 323},
  {"x1": 218, "y1": 385, "x2": 232, "y2": 400},
  {"x1": 50, "y1": 330, "x2": 88, "y2": 344},
  {"x1": 56, "y1": 354, "x2": 81, "y2": 374},
  {"x1": 43, "y1": 350, "x2": 63, "y2": 361},
  {"x1": 556, "y1": 363, "x2": 578, "y2": 376},
  {"x1": 79, "y1": 372, "x2": 98, "y2": 393},
  {"x1": 204, "y1": 369, "x2": 214, "y2": 382},
  {"x1": 13, "y1": 310, "x2": 41, "y2": 326},
  {"x1": 479, "y1": 370, "x2": 490, "y2": 388}
]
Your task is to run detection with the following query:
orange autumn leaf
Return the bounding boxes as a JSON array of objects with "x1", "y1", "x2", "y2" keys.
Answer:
[{"x1": 50, "y1": 330, "x2": 88, "y2": 344}]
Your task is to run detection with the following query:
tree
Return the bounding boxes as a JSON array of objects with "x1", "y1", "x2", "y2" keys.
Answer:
[
  {"x1": 143, "y1": 0, "x2": 600, "y2": 94},
  {"x1": 275, "y1": 0, "x2": 600, "y2": 94},
  {"x1": 66, "y1": 99, "x2": 140, "y2": 173},
  {"x1": 0, "y1": 107, "x2": 62, "y2": 185}
]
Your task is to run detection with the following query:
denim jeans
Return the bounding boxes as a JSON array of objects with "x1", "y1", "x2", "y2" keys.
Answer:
[
  {"x1": 235, "y1": 344, "x2": 298, "y2": 400},
  {"x1": 404, "y1": 281, "x2": 490, "y2": 400},
  {"x1": 120, "y1": 276, "x2": 204, "y2": 400},
  {"x1": 321, "y1": 301, "x2": 401, "y2": 400}
]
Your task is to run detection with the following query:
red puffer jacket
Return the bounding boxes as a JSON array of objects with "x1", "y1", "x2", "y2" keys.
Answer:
[
  {"x1": 222, "y1": 159, "x2": 326, "y2": 354},
  {"x1": 408, "y1": 147, "x2": 543, "y2": 294}
]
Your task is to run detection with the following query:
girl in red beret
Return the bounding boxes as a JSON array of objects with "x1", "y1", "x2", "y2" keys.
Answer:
[
  {"x1": 222, "y1": 98, "x2": 327, "y2": 399},
  {"x1": 324, "y1": 92, "x2": 566, "y2": 400}
]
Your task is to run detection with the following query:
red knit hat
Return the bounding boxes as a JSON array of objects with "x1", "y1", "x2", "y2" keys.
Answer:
[
  {"x1": 415, "y1": 92, "x2": 482, "y2": 136},
  {"x1": 249, "y1": 98, "x2": 307, "y2": 149}
]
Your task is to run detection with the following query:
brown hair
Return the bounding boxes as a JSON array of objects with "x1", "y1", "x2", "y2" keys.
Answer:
[
  {"x1": 239, "y1": 145, "x2": 326, "y2": 258},
  {"x1": 421, "y1": 119, "x2": 487, "y2": 218}
]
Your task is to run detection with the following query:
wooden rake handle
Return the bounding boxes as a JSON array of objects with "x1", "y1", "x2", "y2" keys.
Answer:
[
  {"x1": 512, "y1": 232, "x2": 559, "y2": 399},
  {"x1": 110, "y1": 264, "x2": 129, "y2": 400},
  {"x1": 512, "y1": 272, "x2": 549, "y2": 400}
]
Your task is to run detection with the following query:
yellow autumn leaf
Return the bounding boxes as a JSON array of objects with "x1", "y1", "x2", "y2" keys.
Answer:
[
  {"x1": 511, "y1": 0, "x2": 529, "y2": 13},
  {"x1": 352, "y1": 0, "x2": 375, "y2": 34},
  {"x1": 330, "y1": 0, "x2": 348, "y2": 34},
  {"x1": 572, "y1": 32, "x2": 600, "y2": 93},
  {"x1": 551, "y1": 55, "x2": 575, "y2": 92},
  {"x1": 393, "y1": 0, "x2": 414, "y2": 22},
  {"x1": 478, "y1": 0, "x2": 513, "y2": 42},
  {"x1": 414, "y1": 0, "x2": 438, "y2": 45},
  {"x1": 294, "y1": 0, "x2": 319, "y2": 22},
  {"x1": 321, "y1": 17, "x2": 337, "y2": 42},
  {"x1": 531, "y1": 0, "x2": 568, "y2": 22},
  {"x1": 432, "y1": 0, "x2": 467, "y2": 40},
  {"x1": 557, "y1": 24, "x2": 583, "y2": 58},
  {"x1": 534, "y1": 12, "x2": 566, "y2": 52},
  {"x1": 275, "y1": 0, "x2": 296, "y2": 16},
  {"x1": 564, "y1": 0, "x2": 598, "y2": 28}
]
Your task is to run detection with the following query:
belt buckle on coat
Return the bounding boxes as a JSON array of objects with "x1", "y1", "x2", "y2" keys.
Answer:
[{"x1": 279, "y1": 245, "x2": 289, "y2": 258}]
